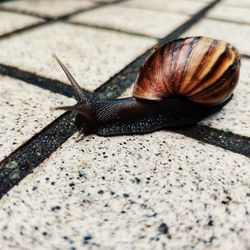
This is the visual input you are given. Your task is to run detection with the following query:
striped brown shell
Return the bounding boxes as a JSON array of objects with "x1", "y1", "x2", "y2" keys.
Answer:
[{"x1": 133, "y1": 36, "x2": 240, "y2": 105}]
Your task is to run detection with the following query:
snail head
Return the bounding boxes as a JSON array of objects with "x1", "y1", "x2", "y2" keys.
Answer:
[{"x1": 51, "y1": 54, "x2": 96, "y2": 138}]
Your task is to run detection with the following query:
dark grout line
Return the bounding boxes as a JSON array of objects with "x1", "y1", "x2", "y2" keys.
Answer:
[
  {"x1": 52, "y1": 1, "x2": 124, "y2": 21},
  {"x1": 0, "y1": 112, "x2": 77, "y2": 199},
  {"x1": 66, "y1": 20, "x2": 157, "y2": 40},
  {"x1": 0, "y1": 21, "x2": 48, "y2": 40},
  {"x1": 176, "y1": 125, "x2": 250, "y2": 158},
  {"x1": 0, "y1": 63, "x2": 82, "y2": 98},
  {"x1": 0, "y1": 0, "x2": 128, "y2": 20},
  {"x1": 0, "y1": 6, "x2": 50, "y2": 20},
  {"x1": 183, "y1": 0, "x2": 250, "y2": 10},
  {"x1": 3, "y1": 0, "x2": 248, "y2": 199},
  {"x1": 241, "y1": 54, "x2": 250, "y2": 60},
  {"x1": 158, "y1": 0, "x2": 220, "y2": 45},
  {"x1": 0, "y1": 0, "x2": 18, "y2": 3}
]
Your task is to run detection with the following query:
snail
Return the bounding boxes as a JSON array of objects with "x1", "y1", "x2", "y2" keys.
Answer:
[{"x1": 51, "y1": 36, "x2": 240, "y2": 139}]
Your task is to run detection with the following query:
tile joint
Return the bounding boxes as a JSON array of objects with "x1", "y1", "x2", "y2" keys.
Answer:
[{"x1": 0, "y1": 0, "x2": 129, "y2": 40}]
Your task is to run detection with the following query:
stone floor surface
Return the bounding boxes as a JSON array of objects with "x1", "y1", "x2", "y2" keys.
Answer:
[{"x1": 0, "y1": 0, "x2": 249, "y2": 250}]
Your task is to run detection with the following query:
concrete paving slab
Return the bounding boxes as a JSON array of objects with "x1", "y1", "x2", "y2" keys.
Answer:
[
  {"x1": 0, "y1": 132, "x2": 249, "y2": 249},
  {"x1": 206, "y1": 3, "x2": 250, "y2": 24},
  {"x1": 222, "y1": 0, "x2": 250, "y2": 8},
  {"x1": 0, "y1": 23, "x2": 155, "y2": 91},
  {"x1": 0, "y1": 11, "x2": 43, "y2": 36},
  {"x1": 0, "y1": 75, "x2": 75, "y2": 161},
  {"x1": 119, "y1": 58, "x2": 250, "y2": 137},
  {"x1": 121, "y1": 0, "x2": 207, "y2": 16},
  {"x1": 0, "y1": 0, "x2": 96, "y2": 18},
  {"x1": 183, "y1": 18, "x2": 250, "y2": 55},
  {"x1": 70, "y1": 5, "x2": 189, "y2": 38},
  {"x1": 184, "y1": 0, "x2": 213, "y2": 2}
]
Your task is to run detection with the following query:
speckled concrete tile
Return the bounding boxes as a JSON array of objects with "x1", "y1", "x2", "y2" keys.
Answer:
[
  {"x1": 183, "y1": 18, "x2": 250, "y2": 55},
  {"x1": 0, "y1": 23, "x2": 155, "y2": 91},
  {"x1": 222, "y1": 0, "x2": 250, "y2": 8},
  {"x1": 0, "y1": 75, "x2": 75, "y2": 161},
  {"x1": 70, "y1": 5, "x2": 189, "y2": 38},
  {"x1": 119, "y1": 58, "x2": 250, "y2": 137},
  {"x1": 0, "y1": 132, "x2": 249, "y2": 249},
  {"x1": 121, "y1": 0, "x2": 207, "y2": 16},
  {"x1": 206, "y1": 4, "x2": 250, "y2": 24},
  {"x1": 0, "y1": 11, "x2": 43, "y2": 36},
  {"x1": 0, "y1": 0, "x2": 95, "y2": 18}
]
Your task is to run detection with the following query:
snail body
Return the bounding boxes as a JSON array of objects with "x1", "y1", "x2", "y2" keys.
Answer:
[{"x1": 52, "y1": 36, "x2": 240, "y2": 137}]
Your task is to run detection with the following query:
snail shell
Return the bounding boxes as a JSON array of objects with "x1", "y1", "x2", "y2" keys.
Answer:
[{"x1": 133, "y1": 36, "x2": 240, "y2": 105}]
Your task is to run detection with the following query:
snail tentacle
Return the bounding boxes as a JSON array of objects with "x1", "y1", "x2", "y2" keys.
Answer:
[{"x1": 52, "y1": 54, "x2": 90, "y2": 103}]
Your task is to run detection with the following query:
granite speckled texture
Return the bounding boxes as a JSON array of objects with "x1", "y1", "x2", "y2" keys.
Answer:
[
  {"x1": 0, "y1": 75, "x2": 74, "y2": 161},
  {"x1": 0, "y1": 0, "x2": 96, "y2": 18},
  {"x1": 70, "y1": 5, "x2": 189, "y2": 38},
  {"x1": 0, "y1": 23, "x2": 155, "y2": 91},
  {"x1": 0, "y1": 132, "x2": 249, "y2": 249},
  {"x1": 0, "y1": 11, "x2": 43, "y2": 36},
  {"x1": 121, "y1": 0, "x2": 207, "y2": 16}
]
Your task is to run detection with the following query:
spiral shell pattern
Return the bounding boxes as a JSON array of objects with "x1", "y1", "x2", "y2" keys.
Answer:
[{"x1": 133, "y1": 36, "x2": 240, "y2": 105}]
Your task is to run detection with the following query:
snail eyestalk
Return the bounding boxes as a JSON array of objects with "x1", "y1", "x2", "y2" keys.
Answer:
[
  {"x1": 52, "y1": 53, "x2": 88, "y2": 103},
  {"x1": 49, "y1": 105, "x2": 94, "y2": 122},
  {"x1": 50, "y1": 105, "x2": 81, "y2": 112}
]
